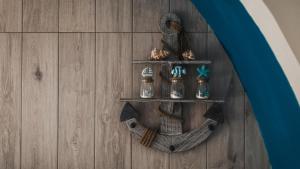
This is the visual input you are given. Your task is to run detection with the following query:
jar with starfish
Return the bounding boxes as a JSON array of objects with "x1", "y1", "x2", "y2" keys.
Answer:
[{"x1": 196, "y1": 65, "x2": 209, "y2": 99}]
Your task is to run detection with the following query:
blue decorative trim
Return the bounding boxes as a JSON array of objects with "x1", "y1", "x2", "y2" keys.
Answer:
[{"x1": 191, "y1": 0, "x2": 300, "y2": 168}]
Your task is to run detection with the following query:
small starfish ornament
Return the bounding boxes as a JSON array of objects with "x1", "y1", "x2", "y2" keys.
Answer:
[{"x1": 196, "y1": 65, "x2": 209, "y2": 79}]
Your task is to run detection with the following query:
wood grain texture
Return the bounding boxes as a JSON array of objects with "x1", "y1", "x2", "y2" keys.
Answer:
[
  {"x1": 58, "y1": 33, "x2": 95, "y2": 169},
  {"x1": 133, "y1": 33, "x2": 162, "y2": 127},
  {"x1": 170, "y1": 33, "x2": 207, "y2": 169},
  {"x1": 0, "y1": 0, "x2": 22, "y2": 32},
  {"x1": 96, "y1": 0, "x2": 132, "y2": 32},
  {"x1": 59, "y1": 0, "x2": 95, "y2": 32},
  {"x1": 170, "y1": 0, "x2": 207, "y2": 32},
  {"x1": 207, "y1": 74, "x2": 244, "y2": 169},
  {"x1": 132, "y1": 33, "x2": 168, "y2": 169},
  {"x1": 22, "y1": 33, "x2": 58, "y2": 169},
  {"x1": 95, "y1": 33, "x2": 132, "y2": 169},
  {"x1": 245, "y1": 96, "x2": 271, "y2": 169},
  {"x1": 23, "y1": 0, "x2": 58, "y2": 32},
  {"x1": 133, "y1": 0, "x2": 169, "y2": 32},
  {"x1": 208, "y1": 33, "x2": 233, "y2": 99},
  {"x1": 206, "y1": 33, "x2": 245, "y2": 169},
  {"x1": 0, "y1": 34, "x2": 21, "y2": 169}
]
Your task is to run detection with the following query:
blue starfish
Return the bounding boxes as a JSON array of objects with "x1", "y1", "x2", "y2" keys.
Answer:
[{"x1": 197, "y1": 65, "x2": 209, "y2": 78}]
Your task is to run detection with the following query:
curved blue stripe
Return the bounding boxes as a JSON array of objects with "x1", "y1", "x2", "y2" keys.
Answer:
[{"x1": 191, "y1": 0, "x2": 300, "y2": 168}]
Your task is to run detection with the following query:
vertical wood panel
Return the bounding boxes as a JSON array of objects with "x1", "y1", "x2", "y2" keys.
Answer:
[
  {"x1": 207, "y1": 74, "x2": 245, "y2": 169},
  {"x1": 206, "y1": 34, "x2": 245, "y2": 169},
  {"x1": 23, "y1": 0, "x2": 58, "y2": 32},
  {"x1": 0, "y1": 0, "x2": 22, "y2": 32},
  {"x1": 132, "y1": 33, "x2": 162, "y2": 128},
  {"x1": 22, "y1": 33, "x2": 58, "y2": 169},
  {"x1": 0, "y1": 34, "x2": 21, "y2": 169},
  {"x1": 95, "y1": 33, "x2": 131, "y2": 169},
  {"x1": 133, "y1": 0, "x2": 169, "y2": 32},
  {"x1": 96, "y1": 0, "x2": 132, "y2": 32},
  {"x1": 170, "y1": 33, "x2": 207, "y2": 169},
  {"x1": 58, "y1": 33, "x2": 95, "y2": 169},
  {"x1": 208, "y1": 33, "x2": 233, "y2": 99},
  {"x1": 59, "y1": 0, "x2": 95, "y2": 32},
  {"x1": 245, "y1": 96, "x2": 270, "y2": 169},
  {"x1": 170, "y1": 0, "x2": 207, "y2": 32},
  {"x1": 132, "y1": 33, "x2": 169, "y2": 169}
]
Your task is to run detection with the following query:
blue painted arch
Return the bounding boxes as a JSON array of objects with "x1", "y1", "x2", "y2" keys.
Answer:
[{"x1": 191, "y1": 0, "x2": 300, "y2": 169}]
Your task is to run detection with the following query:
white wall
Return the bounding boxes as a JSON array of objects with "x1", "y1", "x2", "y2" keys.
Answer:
[{"x1": 263, "y1": 0, "x2": 300, "y2": 62}]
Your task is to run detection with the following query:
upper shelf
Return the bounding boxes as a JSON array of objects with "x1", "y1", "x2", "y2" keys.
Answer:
[
  {"x1": 132, "y1": 60, "x2": 211, "y2": 65},
  {"x1": 120, "y1": 98, "x2": 224, "y2": 103}
]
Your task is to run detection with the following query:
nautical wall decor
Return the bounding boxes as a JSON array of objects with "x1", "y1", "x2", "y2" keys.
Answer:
[
  {"x1": 182, "y1": 49, "x2": 195, "y2": 60},
  {"x1": 196, "y1": 78, "x2": 209, "y2": 99},
  {"x1": 150, "y1": 48, "x2": 170, "y2": 60},
  {"x1": 140, "y1": 66, "x2": 154, "y2": 98},
  {"x1": 119, "y1": 13, "x2": 229, "y2": 153},
  {"x1": 170, "y1": 77, "x2": 184, "y2": 99},
  {"x1": 170, "y1": 66, "x2": 186, "y2": 99},
  {"x1": 196, "y1": 65, "x2": 210, "y2": 99}
]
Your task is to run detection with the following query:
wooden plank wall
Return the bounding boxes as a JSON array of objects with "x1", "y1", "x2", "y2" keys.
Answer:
[
  {"x1": 0, "y1": 0, "x2": 270, "y2": 169},
  {"x1": 58, "y1": 33, "x2": 95, "y2": 169},
  {"x1": 0, "y1": 34, "x2": 21, "y2": 169}
]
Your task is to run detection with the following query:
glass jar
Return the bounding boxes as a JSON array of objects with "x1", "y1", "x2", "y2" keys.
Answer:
[
  {"x1": 196, "y1": 78, "x2": 209, "y2": 99},
  {"x1": 140, "y1": 77, "x2": 154, "y2": 98},
  {"x1": 170, "y1": 77, "x2": 184, "y2": 99}
]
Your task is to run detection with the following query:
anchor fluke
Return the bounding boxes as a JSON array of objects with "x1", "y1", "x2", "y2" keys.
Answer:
[
  {"x1": 204, "y1": 103, "x2": 224, "y2": 123},
  {"x1": 120, "y1": 103, "x2": 139, "y2": 122}
]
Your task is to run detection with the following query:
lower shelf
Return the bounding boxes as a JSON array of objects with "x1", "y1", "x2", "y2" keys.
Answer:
[{"x1": 120, "y1": 98, "x2": 224, "y2": 103}]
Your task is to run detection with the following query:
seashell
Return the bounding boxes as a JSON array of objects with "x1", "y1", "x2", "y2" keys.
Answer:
[
  {"x1": 150, "y1": 48, "x2": 170, "y2": 60},
  {"x1": 182, "y1": 50, "x2": 195, "y2": 60}
]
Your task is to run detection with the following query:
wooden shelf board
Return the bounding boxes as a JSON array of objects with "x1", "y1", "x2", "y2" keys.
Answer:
[
  {"x1": 132, "y1": 60, "x2": 211, "y2": 64},
  {"x1": 120, "y1": 98, "x2": 224, "y2": 103}
]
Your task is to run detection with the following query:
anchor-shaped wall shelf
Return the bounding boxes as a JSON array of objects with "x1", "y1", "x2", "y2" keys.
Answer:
[{"x1": 119, "y1": 13, "x2": 230, "y2": 153}]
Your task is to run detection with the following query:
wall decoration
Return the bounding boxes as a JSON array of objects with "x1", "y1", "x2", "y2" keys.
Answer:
[
  {"x1": 182, "y1": 49, "x2": 195, "y2": 60},
  {"x1": 196, "y1": 65, "x2": 209, "y2": 99},
  {"x1": 119, "y1": 13, "x2": 230, "y2": 153},
  {"x1": 140, "y1": 66, "x2": 154, "y2": 98},
  {"x1": 170, "y1": 66, "x2": 186, "y2": 99},
  {"x1": 150, "y1": 48, "x2": 170, "y2": 60}
]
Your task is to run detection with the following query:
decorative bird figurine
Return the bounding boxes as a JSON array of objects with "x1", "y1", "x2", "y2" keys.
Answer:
[
  {"x1": 196, "y1": 65, "x2": 209, "y2": 79},
  {"x1": 171, "y1": 66, "x2": 187, "y2": 78}
]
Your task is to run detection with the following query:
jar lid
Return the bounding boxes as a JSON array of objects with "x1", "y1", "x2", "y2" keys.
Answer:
[
  {"x1": 171, "y1": 77, "x2": 183, "y2": 83},
  {"x1": 142, "y1": 77, "x2": 154, "y2": 83},
  {"x1": 196, "y1": 77, "x2": 208, "y2": 83}
]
